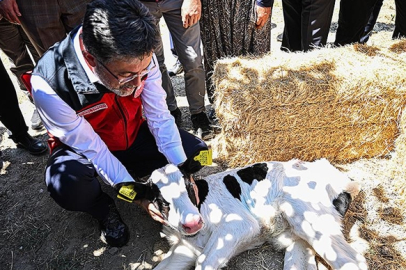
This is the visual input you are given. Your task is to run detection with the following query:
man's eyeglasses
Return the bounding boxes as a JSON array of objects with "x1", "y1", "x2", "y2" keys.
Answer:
[{"x1": 98, "y1": 57, "x2": 156, "y2": 85}]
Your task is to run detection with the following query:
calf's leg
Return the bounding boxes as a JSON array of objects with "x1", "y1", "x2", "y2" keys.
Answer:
[
  {"x1": 154, "y1": 243, "x2": 196, "y2": 270},
  {"x1": 282, "y1": 204, "x2": 368, "y2": 270},
  {"x1": 283, "y1": 238, "x2": 317, "y2": 270},
  {"x1": 196, "y1": 218, "x2": 260, "y2": 270}
]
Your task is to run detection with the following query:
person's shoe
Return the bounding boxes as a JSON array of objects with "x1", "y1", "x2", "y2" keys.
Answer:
[
  {"x1": 31, "y1": 109, "x2": 43, "y2": 130},
  {"x1": 168, "y1": 59, "x2": 183, "y2": 77},
  {"x1": 191, "y1": 112, "x2": 213, "y2": 139},
  {"x1": 11, "y1": 133, "x2": 47, "y2": 155},
  {"x1": 207, "y1": 108, "x2": 222, "y2": 133},
  {"x1": 99, "y1": 204, "x2": 129, "y2": 247},
  {"x1": 208, "y1": 107, "x2": 217, "y2": 122},
  {"x1": 277, "y1": 33, "x2": 283, "y2": 42},
  {"x1": 170, "y1": 107, "x2": 182, "y2": 126}
]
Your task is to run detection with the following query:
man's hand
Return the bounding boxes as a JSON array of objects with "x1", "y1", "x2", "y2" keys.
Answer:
[
  {"x1": 255, "y1": 6, "x2": 271, "y2": 30},
  {"x1": 181, "y1": 0, "x2": 201, "y2": 28},
  {"x1": 135, "y1": 199, "x2": 165, "y2": 224},
  {"x1": 0, "y1": 0, "x2": 21, "y2": 25}
]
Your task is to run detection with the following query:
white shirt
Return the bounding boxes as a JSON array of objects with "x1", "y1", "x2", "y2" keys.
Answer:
[{"x1": 31, "y1": 28, "x2": 187, "y2": 187}]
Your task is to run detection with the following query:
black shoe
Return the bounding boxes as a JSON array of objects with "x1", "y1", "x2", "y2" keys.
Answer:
[
  {"x1": 191, "y1": 112, "x2": 213, "y2": 139},
  {"x1": 11, "y1": 133, "x2": 47, "y2": 155},
  {"x1": 208, "y1": 107, "x2": 217, "y2": 122},
  {"x1": 170, "y1": 107, "x2": 182, "y2": 126},
  {"x1": 277, "y1": 33, "x2": 283, "y2": 42},
  {"x1": 31, "y1": 109, "x2": 43, "y2": 130},
  {"x1": 99, "y1": 204, "x2": 129, "y2": 247},
  {"x1": 207, "y1": 108, "x2": 222, "y2": 133},
  {"x1": 168, "y1": 59, "x2": 183, "y2": 77}
]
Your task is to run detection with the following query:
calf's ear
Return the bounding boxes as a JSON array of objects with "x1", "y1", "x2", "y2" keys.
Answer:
[
  {"x1": 333, "y1": 192, "x2": 352, "y2": 216},
  {"x1": 179, "y1": 156, "x2": 203, "y2": 176}
]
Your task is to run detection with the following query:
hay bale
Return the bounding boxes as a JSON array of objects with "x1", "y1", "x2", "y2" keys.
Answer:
[{"x1": 212, "y1": 39, "x2": 406, "y2": 167}]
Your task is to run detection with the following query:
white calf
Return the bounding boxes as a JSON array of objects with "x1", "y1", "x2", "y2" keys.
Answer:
[{"x1": 149, "y1": 159, "x2": 368, "y2": 270}]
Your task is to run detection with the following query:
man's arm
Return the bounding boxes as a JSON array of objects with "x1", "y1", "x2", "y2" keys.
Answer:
[{"x1": 141, "y1": 54, "x2": 187, "y2": 166}]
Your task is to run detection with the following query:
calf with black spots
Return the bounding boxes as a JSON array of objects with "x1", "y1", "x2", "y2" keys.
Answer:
[{"x1": 149, "y1": 159, "x2": 367, "y2": 270}]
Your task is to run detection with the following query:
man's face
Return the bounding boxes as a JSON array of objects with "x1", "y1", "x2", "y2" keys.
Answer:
[{"x1": 94, "y1": 55, "x2": 154, "y2": 97}]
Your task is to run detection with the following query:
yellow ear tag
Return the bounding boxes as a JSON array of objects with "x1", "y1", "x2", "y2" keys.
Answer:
[
  {"x1": 117, "y1": 194, "x2": 134, "y2": 203},
  {"x1": 194, "y1": 148, "x2": 212, "y2": 166},
  {"x1": 117, "y1": 184, "x2": 137, "y2": 202}
]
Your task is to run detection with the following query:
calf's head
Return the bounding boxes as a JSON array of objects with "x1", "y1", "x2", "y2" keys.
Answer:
[{"x1": 150, "y1": 164, "x2": 204, "y2": 236}]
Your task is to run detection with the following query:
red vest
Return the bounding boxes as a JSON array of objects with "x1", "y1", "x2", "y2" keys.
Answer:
[{"x1": 22, "y1": 26, "x2": 145, "y2": 153}]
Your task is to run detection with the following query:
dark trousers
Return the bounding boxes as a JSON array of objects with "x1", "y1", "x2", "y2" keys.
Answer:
[
  {"x1": 0, "y1": 59, "x2": 28, "y2": 138},
  {"x1": 394, "y1": 0, "x2": 406, "y2": 39},
  {"x1": 281, "y1": 0, "x2": 336, "y2": 52},
  {"x1": 360, "y1": 0, "x2": 384, "y2": 43},
  {"x1": 16, "y1": 0, "x2": 89, "y2": 55},
  {"x1": 45, "y1": 122, "x2": 208, "y2": 221},
  {"x1": 0, "y1": 19, "x2": 40, "y2": 90},
  {"x1": 335, "y1": 0, "x2": 406, "y2": 45},
  {"x1": 335, "y1": 0, "x2": 379, "y2": 46}
]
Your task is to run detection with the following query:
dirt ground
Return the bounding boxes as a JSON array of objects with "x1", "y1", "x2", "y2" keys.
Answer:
[{"x1": 1, "y1": 1, "x2": 405, "y2": 270}]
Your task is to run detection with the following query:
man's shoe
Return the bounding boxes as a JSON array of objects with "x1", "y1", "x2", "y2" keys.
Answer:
[
  {"x1": 31, "y1": 109, "x2": 43, "y2": 130},
  {"x1": 277, "y1": 33, "x2": 283, "y2": 42},
  {"x1": 170, "y1": 107, "x2": 182, "y2": 126},
  {"x1": 191, "y1": 112, "x2": 213, "y2": 139},
  {"x1": 12, "y1": 133, "x2": 47, "y2": 155},
  {"x1": 99, "y1": 204, "x2": 129, "y2": 247},
  {"x1": 168, "y1": 59, "x2": 183, "y2": 77}
]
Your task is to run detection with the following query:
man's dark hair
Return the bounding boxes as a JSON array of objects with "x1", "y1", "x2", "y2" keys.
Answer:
[{"x1": 82, "y1": 0, "x2": 159, "y2": 63}]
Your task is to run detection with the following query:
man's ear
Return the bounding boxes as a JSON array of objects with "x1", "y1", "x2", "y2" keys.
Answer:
[{"x1": 82, "y1": 50, "x2": 97, "y2": 67}]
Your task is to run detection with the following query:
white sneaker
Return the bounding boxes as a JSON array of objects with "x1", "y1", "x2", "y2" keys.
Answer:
[{"x1": 168, "y1": 59, "x2": 183, "y2": 77}]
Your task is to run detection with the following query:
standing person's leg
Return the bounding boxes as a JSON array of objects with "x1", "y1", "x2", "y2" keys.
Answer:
[
  {"x1": 301, "y1": 0, "x2": 335, "y2": 51},
  {"x1": 0, "y1": 59, "x2": 47, "y2": 154},
  {"x1": 334, "y1": 0, "x2": 378, "y2": 46},
  {"x1": 0, "y1": 59, "x2": 27, "y2": 138},
  {"x1": 160, "y1": 0, "x2": 211, "y2": 136},
  {"x1": 59, "y1": 0, "x2": 91, "y2": 33},
  {"x1": 360, "y1": 0, "x2": 384, "y2": 43},
  {"x1": 393, "y1": 0, "x2": 406, "y2": 39},
  {"x1": 20, "y1": 25, "x2": 41, "y2": 63},
  {"x1": 16, "y1": 0, "x2": 88, "y2": 55},
  {"x1": 0, "y1": 20, "x2": 37, "y2": 90},
  {"x1": 281, "y1": 0, "x2": 303, "y2": 52},
  {"x1": 0, "y1": 20, "x2": 44, "y2": 130},
  {"x1": 168, "y1": 33, "x2": 184, "y2": 77},
  {"x1": 164, "y1": 14, "x2": 206, "y2": 115},
  {"x1": 141, "y1": 1, "x2": 179, "y2": 115},
  {"x1": 45, "y1": 145, "x2": 129, "y2": 247}
]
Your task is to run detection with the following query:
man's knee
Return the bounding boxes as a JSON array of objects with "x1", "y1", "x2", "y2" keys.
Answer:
[{"x1": 45, "y1": 154, "x2": 101, "y2": 211}]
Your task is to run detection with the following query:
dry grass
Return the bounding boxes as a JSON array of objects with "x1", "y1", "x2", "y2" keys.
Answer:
[{"x1": 212, "y1": 39, "x2": 406, "y2": 167}]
